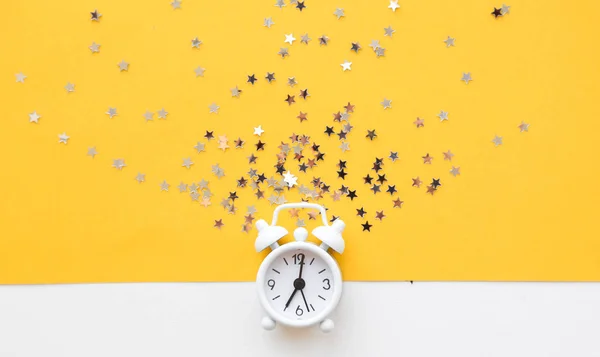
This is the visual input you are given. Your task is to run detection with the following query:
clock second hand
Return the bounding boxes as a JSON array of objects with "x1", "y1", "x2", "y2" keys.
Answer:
[{"x1": 300, "y1": 289, "x2": 310, "y2": 312}]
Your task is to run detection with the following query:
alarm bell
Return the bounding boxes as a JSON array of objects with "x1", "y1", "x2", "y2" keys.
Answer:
[
  {"x1": 254, "y1": 219, "x2": 288, "y2": 252},
  {"x1": 312, "y1": 219, "x2": 345, "y2": 254}
]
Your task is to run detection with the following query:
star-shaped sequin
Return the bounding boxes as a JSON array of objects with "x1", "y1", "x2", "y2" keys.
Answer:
[
  {"x1": 518, "y1": 121, "x2": 530, "y2": 132},
  {"x1": 444, "y1": 36, "x2": 455, "y2": 47},
  {"x1": 191, "y1": 37, "x2": 202, "y2": 48},
  {"x1": 58, "y1": 133, "x2": 70, "y2": 144},
  {"x1": 195, "y1": 66, "x2": 206, "y2": 77},
  {"x1": 87, "y1": 147, "x2": 97, "y2": 158},
  {"x1": 381, "y1": 98, "x2": 392, "y2": 109},
  {"x1": 209, "y1": 103, "x2": 219, "y2": 114},
  {"x1": 341, "y1": 60, "x2": 352, "y2": 71},
  {"x1": 118, "y1": 60, "x2": 129, "y2": 71},
  {"x1": 89, "y1": 42, "x2": 101, "y2": 53},
  {"x1": 334, "y1": 8, "x2": 345, "y2": 19},
  {"x1": 450, "y1": 166, "x2": 461, "y2": 177},
  {"x1": 492, "y1": 135, "x2": 503, "y2": 146},
  {"x1": 461, "y1": 72, "x2": 473, "y2": 84},
  {"x1": 112, "y1": 158, "x2": 126, "y2": 170},
  {"x1": 438, "y1": 111, "x2": 449, "y2": 122},
  {"x1": 28, "y1": 111, "x2": 41, "y2": 123},
  {"x1": 135, "y1": 173, "x2": 145, "y2": 183}
]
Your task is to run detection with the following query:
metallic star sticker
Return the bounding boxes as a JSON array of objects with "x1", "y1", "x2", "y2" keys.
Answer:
[
  {"x1": 334, "y1": 8, "x2": 345, "y2": 19},
  {"x1": 112, "y1": 158, "x2": 126, "y2": 170},
  {"x1": 393, "y1": 198, "x2": 403, "y2": 208},
  {"x1": 300, "y1": 33, "x2": 311, "y2": 44},
  {"x1": 143, "y1": 111, "x2": 154, "y2": 121},
  {"x1": 194, "y1": 142, "x2": 205, "y2": 153},
  {"x1": 375, "y1": 47, "x2": 386, "y2": 57},
  {"x1": 264, "y1": 17, "x2": 274, "y2": 28},
  {"x1": 199, "y1": 179, "x2": 209, "y2": 189},
  {"x1": 296, "y1": 219, "x2": 306, "y2": 227},
  {"x1": 135, "y1": 173, "x2": 145, "y2": 183},
  {"x1": 501, "y1": 4, "x2": 511, "y2": 14},
  {"x1": 89, "y1": 42, "x2": 100, "y2": 53},
  {"x1": 283, "y1": 171, "x2": 298, "y2": 187},
  {"x1": 15, "y1": 73, "x2": 27, "y2": 83},
  {"x1": 388, "y1": 0, "x2": 400, "y2": 12},
  {"x1": 58, "y1": 133, "x2": 69, "y2": 144},
  {"x1": 182, "y1": 158, "x2": 194, "y2": 169},
  {"x1": 64, "y1": 82, "x2": 75, "y2": 92},
  {"x1": 381, "y1": 98, "x2": 392, "y2": 109},
  {"x1": 106, "y1": 107, "x2": 117, "y2": 118},
  {"x1": 209, "y1": 103, "x2": 219, "y2": 114},
  {"x1": 319, "y1": 35, "x2": 329, "y2": 46},
  {"x1": 160, "y1": 180, "x2": 170, "y2": 191},
  {"x1": 87, "y1": 147, "x2": 97, "y2": 158},
  {"x1": 518, "y1": 121, "x2": 530, "y2": 132},
  {"x1": 253, "y1": 125, "x2": 264, "y2": 136},
  {"x1": 438, "y1": 110, "x2": 449, "y2": 122},
  {"x1": 278, "y1": 48, "x2": 289, "y2": 58},
  {"x1": 90, "y1": 10, "x2": 102, "y2": 21},
  {"x1": 157, "y1": 108, "x2": 168, "y2": 119},
  {"x1": 389, "y1": 152, "x2": 399, "y2": 162},
  {"x1": 230, "y1": 86, "x2": 242, "y2": 97},
  {"x1": 178, "y1": 182, "x2": 188, "y2": 193},
  {"x1": 414, "y1": 117, "x2": 425, "y2": 127},
  {"x1": 275, "y1": 0, "x2": 286, "y2": 8},
  {"x1": 340, "y1": 142, "x2": 350, "y2": 152},
  {"x1": 284, "y1": 33, "x2": 296, "y2": 44},
  {"x1": 461, "y1": 72, "x2": 473, "y2": 84},
  {"x1": 444, "y1": 36, "x2": 455, "y2": 47},
  {"x1": 29, "y1": 111, "x2": 41, "y2": 123},
  {"x1": 340, "y1": 60, "x2": 352, "y2": 71},
  {"x1": 191, "y1": 37, "x2": 202, "y2": 48},
  {"x1": 422, "y1": 153, "x2": 433, "y2": 164},
  {"x1": 194, "y1": 66, "x2": 205, "y2": 77},
  {"x1": 369, "y1": 40, "x2": 381, "y2": 50},
  {"x1": 492, "y1": 135, "x2": 503, "y2": 146},
  {"x1": 171, "y1": 0, "x2": 182, "y2": 9},
  {"x1": 443, "y1": 150, "x2": 454, "y2": 161},
  {"x1": 384, "y1": 26, "x2": 395, "y2": 37},
  {"x1": 118, "y1": 60, "x2": 129, "y2": 71},
  {"x1": 288, "y1": 77, "x2": 297, "y2": 87},
  {"x1": 450, "y1": 166, "x2": 461, "y2": 176}
]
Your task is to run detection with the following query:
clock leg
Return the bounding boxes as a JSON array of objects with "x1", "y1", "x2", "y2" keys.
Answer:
[
  {"x1": 261, "y1": 316, "x2": 276, "y2": 331},
  {"x1": 319, "y1": 319, "x2": 334, "y2": 333}
]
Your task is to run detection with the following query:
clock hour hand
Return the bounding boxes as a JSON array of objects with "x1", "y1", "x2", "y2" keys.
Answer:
[
  {"x1": 300, "y1": 289, "x2": 310, "y2": 312},
  {"x1": 284, "y1": 288, "x2": 298, "y2": 311}
]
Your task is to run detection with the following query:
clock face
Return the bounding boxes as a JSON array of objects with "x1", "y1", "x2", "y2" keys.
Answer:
[{"x1": 262, "y1": 247, "x2": 337, "y2": 322}]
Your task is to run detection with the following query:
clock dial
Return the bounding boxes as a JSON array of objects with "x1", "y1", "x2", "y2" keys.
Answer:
[{"x1": 263, "y1": 248, "x2": 335, "y2": 320}]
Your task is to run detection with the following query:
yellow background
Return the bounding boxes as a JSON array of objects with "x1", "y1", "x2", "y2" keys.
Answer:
[{"x1": 1, "y1": 0, "x2": 599, "y2": 284}]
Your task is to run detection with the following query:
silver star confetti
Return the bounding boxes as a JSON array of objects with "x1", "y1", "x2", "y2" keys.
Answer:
[
  {"x1": 333, "y1": 8, "x2": 345, "y2": 19},
  {"x1": 64, "y1": 82, "x2": 75, "y2": 92},
  {"x1": 450, "y1": 166, "x2": 461, "y2": 176},
  {"x1": 278, "y1": 48, "x2": 289, "y2": 58},
  {"x1": 284, "y1": 33, "x2": 296, "y2": 45},
  {"x1": 501, "y1": 4, "x2": 511, "y2": 14},
  {"x1": 381, "y1": 98, "x2": 392, "y2": 109},
  {"x1": 58, "y1": 133, "x2": 70, "y2": 144},
  {"x1": 288, "y1": 77, "x2": 297, "y2": 87},
  {"x1": 384, "y1": 26, "x2": 395, "y2": 37},
  {"x1": 171, "y1": 0, "x2": 182, "y2": 9},
  {"x1": 283, "y1": 171, "x2": 298, "y2": 187},
  {"x1": 341, "y1": 60, "x2": 352, "y2": 71},
  {"x1": 194, "y1": 142, "x2": 205, "y2": 153},
  {"x1": 157, "y1": 108, "x2": 168, "y2": 119},
  {"x1": 388, "y1": 0, "x2": 400, "y2": 12},
  {"x1": 118, "y1": 60, "x2": 129, "y2": 71},
  {"x1": 160, "y1": 180, "x2": 170, "y2": 192},
  {"x1": 461, "y1": 72, "x2": 473, "y2": 84},
  {"x1": 518, "y1": 121, "x2": 530, "y2": 132},
  {"x1": 29, "y1": 111, "x2": 41, "y2": 123},
  {"x1": 209, "y1": 103, "x2": 219, "y2": 114},
  {"x1": 340, "y1": 142, "x2": 350, "y2": 152},
  {"x1": 444, "y1": 36, "x2": 455, "y2": 47},
  {"x1": 143, "y1": 111, "x2": 154, "y2": 121},
  {"x1": 178, "y1": 182, "x2": 188, "y2": 193},
  {"x1": 253, "y1": 125, "x2": 264, "y2": 136},
  {"x1": 191, "y1": 37, "x2": 202, "y2": 48},
  {"x1": 492, "y1": 135, "x2": 503, "y2": 147},
  {"x1": 182, "y1": 157, "x2": 194, "y2": 169},
  {"x1": 300, "y1": 33, "x2": 311, "y2": 44},
  {"x1": 230, "y1": 86, "x2": 242, "y2": 97},
  {"x1": 15, "y1": 73, "x2": 26, "y2": 83},
  {"x1": 89, "y1": 42, "x2": 100, "y2": 53},
  {"x1": 135, "y1": 173, "x2": 145, "y2": 183},
  {"x1": 438, "y1": 110, "x2": 449, "y2": 122},
  {"x1": 87, "y1": 147, "x2": 97, "y2": 158},
  {"x1": 264, "y1": 17, "x2": 274, "y2": 28},
  {"x1": 194, "y1": 66, "x2": 206, "y2": 77},
  {"x1": 106, "y1": 107, "x2": 117, "y2": 119},
  {"x1": 275, "y1": 0, "x2": 285, "y2": 8},
  {"x1": 112, "y1": 158, "x2": 126, "y2": 170}
]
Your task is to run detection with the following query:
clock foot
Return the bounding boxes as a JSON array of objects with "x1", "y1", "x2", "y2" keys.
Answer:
[
  {"x1": 319, "y1": 319, "x2": 334, "y2": 333},
  {"x1": 261, "y1": 316, "x2": 276, "y2": 331}
]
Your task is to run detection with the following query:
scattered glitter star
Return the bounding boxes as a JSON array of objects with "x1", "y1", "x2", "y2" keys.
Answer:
[
  {"x1": 389, "y1": 152, "x2": 399, "y2": 161},
  {"x1": 351, "y1": 42, "x2": 361, "y2": 52},
  {"x1": 253, "y1": 125, "x2": 264, "y2": 136},
  {"x1": 157, "y1": 108, "x2": 168, "y2": 119},
  {"x1": 58, "y1": 133, "x2": 70, "y2": 144},
  {"x1": 194, "y1": 66, "x2": 206, "y2": 77},
  {"x1": 414, "y1": 117, "x2": 424, "y2": 128},
  {"x1": 15, "y1": 73, "x2": 27, "y2": 83},
  {"x1": 171, "y1": 0, "x2": 182, "y2": 9},
  {"x1": 194, "y1": 142, "x2": 205, "y2": 153},
  {"x1": 288, "y1": 77, "x2": 297, "y2": 87},
  {"x1": 283, "y1": 171, "x2": 298, "y2": 187},
  {"x1": 106, "y1": 107, "x2": 117, "y2": 118},
  {"x1": 160, "y1": 180, "x2": 170, "y2": 191},
  {"x1": 112, "y1": 159, "x2": 126, "y2": 170},
  {"x1": 444, "y1": 36, "x2": 455, "y2": 47},
  {"x1": 388, "y1": 0, "x2": 400, "y2": 12},
  {"x1": 362, "y1": 221, "x2": 373, "y2": 232},
  {"x1": 450, "y1": 166, "x2": 461, "y2": 177},
  {"x1": 265, "y1": 72, "x2": 276, "y2": 83},
  {"x1": 366, "y1": 129, "x2": 377, "y2": 140},
  {"x1": 296, "y1": 1, "x2": 306, "y2": 11},
  {"x1": 209, "y1": 103, "x2": 219, "y2": 114},
  {"x1": 278, "y1": 48, "x2": 289, "y2": 58},
  {"x1": 519, "y1": 121, "x2": 530, "y2": 132},
  {"x1": 438, "y1": 110, "x2": 449, "y2": 122},
  {"x1": 341, "y1": 60, "x2": 352, "y2": 71},
  {"x1": 443, "y1": 150, "x2": 454, "y2": 161},
  {"x1": 191, "y1": 37, "x2": 202, "y2": 48},
  {"x1": 285, "y1": 94, "x2": 296, "y2": 105},
  {"x1": 178, "y1": 182, "x2": 188, "y2": 193},
  {"x1": 143, "y1": 111, "x2": 154, "y2": 121},
  {"x1": 90, "y1": 10, "x2": 101, "y2": 21},
  {"x1": 275, "y1": 0, "x2": 285, "y2": 8},
  {"x1": 135, "y1": 173, "x2": 145, "y2": 183},
  {"x1": 412, "y1": 177, "x2": 422, "y2": 187},
  {"x1": 393, "y1": 198, "x2": 404, "y2": 208},
  {"x1": 182, "y1": 158, "x2": 194, "y2": 169},
  {"x1": 492, "y1": 135, "x2": 503, "y2": 146},
  {"x1": 384, "y1": 26, "x2": 395, "y2": 37},
  {"x1": 118, "y1": 60, "x2": 129, "y2": 71},
  {"x1": 422, "y1": 153, "x2": 433, "y2": 164},
  {"x1": 284, "y1": 33, "x2": 296, "y2": 44},
  {"x1": 214, "y1": 219, "x2": 224, "y2": 229},
  {"x1": 431, "y1": 178, "x2": 441, "y2": 189},
  {"x1": 501, "y1": 4, "x2": 511, "y2": 14},
  {"x1": 230, "y1": 86, "x2": 242, "y2": 97},
  {"x1": 461, "y1": 72, "x2": 473, "y2": 84},
  {"x1": 492, "y1": 7, "x2": 503, "y2": 18},
  {"x1": 89, "y1": 42, "x2": 100, "y2": 53},
  {"x1": 340, "y1": 142, "x2": 350, "y2": 152},
  {"x1": 87, "y1": 147, "x2": 97, "y2": 158},
  {"x1": 264, "y1": 17, "x2": 274, "y2": 28},
  {"x1": 65, "y1": 82, "x2": 75, "y2": 92},
  {"x1": 319, "y1": 35, "x2": 329, "y2": 46},
  {"x1": 426, "y1": 185, "x2": 437, "y2": 195},
  {"x1": 247, "y1": 74, "x2": 257, "y2": 84},
  {"x1": 375, "y1": 211, "x2": 386, "y2": 221},
  {"x1": 29, "y1": 111, "x2": 41, "y2": 123},
  {"x1": 300, "y1": 33, "x2": 311, "y2": 44},
  {"x1": 297, "y1": 112, "x2": 308, "y2": 122},
  {"x1": 333, "y1": 8, "x2": 345, "y2": 19},
  {"x1": 381, "y1": 98, "x2": 392, "y2": 109}
]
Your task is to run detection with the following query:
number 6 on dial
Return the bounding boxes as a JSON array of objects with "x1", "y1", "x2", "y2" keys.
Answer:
[{"x1": 254, "y1": 203, "x2": 345, "y2": 333}]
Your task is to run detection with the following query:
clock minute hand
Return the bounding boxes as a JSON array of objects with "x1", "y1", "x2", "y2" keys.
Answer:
[{"x1": 297, "y1": 254, "x2": 305, "y2": 279}]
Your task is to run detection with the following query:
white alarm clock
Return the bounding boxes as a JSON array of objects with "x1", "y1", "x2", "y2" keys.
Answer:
[{"x1": 254, "y1": 202, "x2": 345, "y2": 333}]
